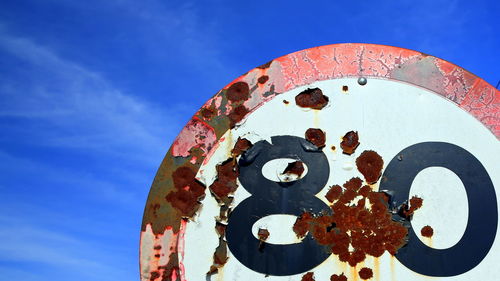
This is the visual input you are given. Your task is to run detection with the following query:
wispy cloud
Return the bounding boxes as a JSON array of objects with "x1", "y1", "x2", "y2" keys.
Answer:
[
  {"x1": 0, "y1": 29, "x2": 186, "y2": 164},
  {"x1": 0, "y1": 1, "x2": 235, "y2": 280},
  {"x1": 0, "y1": 213, "x2": 134, "y2": 281}
]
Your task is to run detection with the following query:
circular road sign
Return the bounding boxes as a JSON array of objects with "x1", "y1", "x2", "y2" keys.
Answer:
[{"x1": 140, "y1": 44, "x2": 499, "y2": 281}]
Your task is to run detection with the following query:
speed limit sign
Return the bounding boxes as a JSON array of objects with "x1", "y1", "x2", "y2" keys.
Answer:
[{"x1": 140, "y1": 44, "x2": 499, "y2": 281}]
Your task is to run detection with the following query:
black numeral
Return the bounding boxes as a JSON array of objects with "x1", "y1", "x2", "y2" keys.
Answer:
[
  {"x1": 226, "y1": 136, "x2": 331, "y2": 276},
  {"x1": 381, "y1": 142, "x2": 497, "y2": 276}
]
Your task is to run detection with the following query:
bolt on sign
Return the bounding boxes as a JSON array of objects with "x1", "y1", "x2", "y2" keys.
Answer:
[{"x1": 140, "y1": 44, "x2": 499, "y2": 281}]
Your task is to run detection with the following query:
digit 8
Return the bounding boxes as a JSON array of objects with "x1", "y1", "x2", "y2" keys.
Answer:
[{"x1": 225, "y1": 135, "x2": 331, "y2": 276}]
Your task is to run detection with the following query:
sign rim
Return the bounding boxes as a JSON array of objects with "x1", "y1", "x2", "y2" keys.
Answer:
[{"x1": 139, "y1": 43, "x2": 500, "y2": 281}]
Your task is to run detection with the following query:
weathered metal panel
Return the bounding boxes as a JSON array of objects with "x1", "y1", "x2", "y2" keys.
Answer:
[{"x1": 140, "y1": 44, "x2": 499, "y2": 281}]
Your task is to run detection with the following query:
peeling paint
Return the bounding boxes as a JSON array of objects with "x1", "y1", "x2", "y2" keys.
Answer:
[
  {"x1": 172, "y1": 117, "x2": 216, "y2": 158},
  {"x1": 141, "y1": 43, "x2": 498, "y2": 280}
]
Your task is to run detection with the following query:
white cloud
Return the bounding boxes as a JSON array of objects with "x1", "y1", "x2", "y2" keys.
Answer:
[
  {"x1": 0, "y1": 30, "x2": 186, "y2": 165},
  {"x1": 0, "y1": 214, "x2": 134, "y2": 281}
]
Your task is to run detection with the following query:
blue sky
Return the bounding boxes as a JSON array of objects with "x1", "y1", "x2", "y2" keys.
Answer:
[{"x1": 0, "y1": 1, "x2": 498, "y2": 280}]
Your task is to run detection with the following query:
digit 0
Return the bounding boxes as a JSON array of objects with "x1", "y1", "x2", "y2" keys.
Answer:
[
  {"x1": 380, "y1": 142, "x2": 497, "y2": 276},
  {"x1": 225, "y1": 135, "x2": 331, "y2": 276}
]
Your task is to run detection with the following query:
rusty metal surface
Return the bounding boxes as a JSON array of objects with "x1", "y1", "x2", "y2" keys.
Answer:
[{"x1": 139, "y1": 43, "x2": 499, "y2": 281}]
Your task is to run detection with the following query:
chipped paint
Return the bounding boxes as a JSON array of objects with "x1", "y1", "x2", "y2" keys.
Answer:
[
  {"x1": 172, "y1": 117, "x2": 216, "y2": 158},
  {"x1": 140, "y1": 43, "x2": 499, "y2": 280}
]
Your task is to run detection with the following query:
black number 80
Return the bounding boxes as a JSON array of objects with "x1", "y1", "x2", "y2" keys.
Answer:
[{"x1": 226, "y1": 137, "x2": 497, "y2": 277}]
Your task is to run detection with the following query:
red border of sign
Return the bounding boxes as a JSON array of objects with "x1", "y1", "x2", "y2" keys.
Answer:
[{"x1": 140, "y1": 43, "x2": 499, "y2": 281}]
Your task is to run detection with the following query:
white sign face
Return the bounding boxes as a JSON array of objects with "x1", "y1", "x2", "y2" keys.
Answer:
[{"x1": 181, "y1": 78, "x2": 499, "y2": 280}]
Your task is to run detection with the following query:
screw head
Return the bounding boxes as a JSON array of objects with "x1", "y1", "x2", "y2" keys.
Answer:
[{"x1": 358, "y1": 77, "x2": 367, "y2": 85}]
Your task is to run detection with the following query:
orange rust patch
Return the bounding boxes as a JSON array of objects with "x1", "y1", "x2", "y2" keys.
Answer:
[
  {"x1": 283, "y1": 161, "x2": 305, "y2": 177},
  {"x1": 410, "y1": 196, "x2": 423, "y2": 210},
  {"x1": 294, "y1": 176, "x2": 410, "y2": 267},
  {"x1": 330, "y1": 273, "x2": 347, "y2": 281},
  {"x1": 342, "y1": 85, "x2": 349, "y2": 92},
  {"x1": 399, "y1": 196, "x2": 424, "y2": 218},
  {"x1": 209, "y1": 159, "x2": 238, "y2": 200},
  {"x1": 293, "y1": 212, "x2": 314, "y2": 238},
  {"x1": 325, "y1": 185, "x2": 343, "y2": 203},
  {"x1": 340, "y1": 131, "x2": 360, "y2": 155},
  {"x1": 421, "y1": 225, "x2": 434, "y2": 238},
  {"x1": 231, "y1": 137, "x2": 253, "y2": 157},
  {"x1": 301, "y1": 272, "x2": 315, "y2": 281},
  {"x1": 359, "y1": 267, "x2": 373, "y2": 280},
  {"x1": 165, "y1": 166, "x2": 206, "y2": 217},
  {"x1": 344, "y1": 177, "x2": 363, "y2": 191},
  {"x1": 356, "y1": 150, "x2": 384, "y2": 184},
  {"x1": 295, "y1": 88, "x2": 329, "y2": 109},
  {"x1": 305, "y1": 128, "x2": 326, "y2": 148},
  {"x1": 226, "y1": 81, "x2": 250, "y2": 102}
]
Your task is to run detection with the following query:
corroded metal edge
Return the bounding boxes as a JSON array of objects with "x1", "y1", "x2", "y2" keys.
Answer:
[{"x1": 139, "y1": 43, "x2": 500, "y2": 281}]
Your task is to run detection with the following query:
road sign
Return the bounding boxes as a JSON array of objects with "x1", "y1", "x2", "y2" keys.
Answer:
[{"x1": 140, "y1": 44, "x2": 499, "y2": 281}]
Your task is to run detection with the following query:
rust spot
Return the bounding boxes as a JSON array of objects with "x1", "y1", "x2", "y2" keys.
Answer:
[
  {"x1": 325, "y1": 185, "x2": 342, "y2": 203},
  {"x1": 301, "y1": 272, "x2": 315, "y2": 281},
  {"x1": 226, "y1": 81, "x2": 250, "y2": 102},
  {"x1": 330, "y1": 273, "x2": 347, "y2": 281},
  {"x1": 340, "y1": 131, "x2": 360, "y2": 155},
  {"x1": 356, "y1": 150, "x2": 384, "y2": 184},
  {"x1": 294, "y1": 176, "x2": 410, "y2": 267},
  {"x1": 305, "y1": 128, "x2": 326, "y2": 148},
  {"x1": 258, "y1": 228, "x2": 270, "y2": 241},
  {"x1": 209, "y1": 158, "x2": 239, "y2": 200},
  {"x1": 228, "y1": 105, "x2": 249, "y2": 128},
  {"x1": 399, "y1": 196, "x2": 424, "y2": 218},
  {"x1": 331, "y1": 145, "x2": 336, "y2": 151},
  {"x1": 344, "y1": 177, "x2": 363, "y2": 191},
  {"x1": 359, "y1": 267, "x2": 373, "y2": 279},
  {"x1": 410, "y1": 196, "x2": 423, "y2": 210},
  {"x1": 283, "y1": 100, "x2": 290, "y2": 104},
  {"x1": 165, "y1": 166, "x2": 206, "y2": 217},
  {"x1": 258, "y1": 75, "x2": 269, "y2": 84},
  {"x1": 153, "y1": 245, "x2": 162, "y2": 250},
  {"x1": 231, "y1": 137, "x2": 253, "y2": 157},
  {"x1": 421, "y1": 225, "x2": 434, "y2": 237},
  {"x1": 342, "y1": 85, "x2": 348, "y2": 92},
  {"x1": 358, "y1": 185, "x2": 371, "y2": 197},
  {"x1": 295, "y1": 88, "x2": 329, "y2": 110},
  {"x1": 282, "y1": 161, "x2": 305, "y2": 177},
  {"x1": 293, "y1": 211, "x2": 313, "y2": 238}
]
